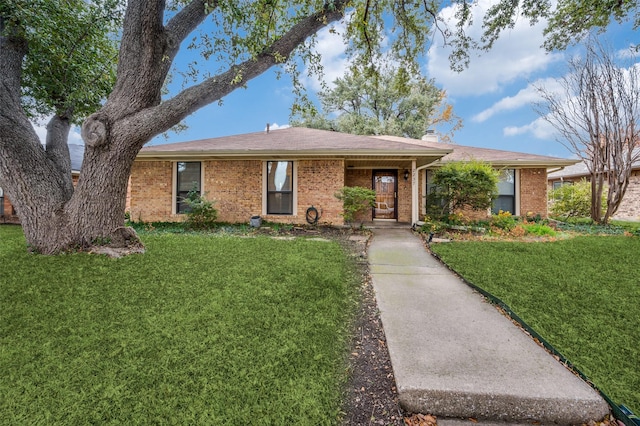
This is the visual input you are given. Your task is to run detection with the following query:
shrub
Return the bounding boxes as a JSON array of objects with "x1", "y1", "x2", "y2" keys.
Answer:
[
  {"x1": 335, "y1": 186, "x2": 376, "y2": 226},
  {"x1": 522, "y1": 223, "x2": 557, "y2": 237},
  {"x1": 427, "y1": 160, "x2": 499, "y2": 220},
  {"x1": 490, "y1": 210, "x2": 517, "y2": 231},
  {"x1": 182, "y1": 189, "x2": 218, "y2": 230},
  {"x1": 550, "y1": 180, "x2": 603, "y2": 220}
]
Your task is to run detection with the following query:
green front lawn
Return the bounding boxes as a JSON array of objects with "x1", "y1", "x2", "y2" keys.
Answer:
[
  {"x1": 0, "y1": 225, "x2": 358, "y2": 424},
  {"x1": 431, "y1": 236, "x2": 640, "y2": 415}
]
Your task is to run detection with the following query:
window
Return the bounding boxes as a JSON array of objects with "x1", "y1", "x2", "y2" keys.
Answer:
[
  {"x1": 0, "y1": 187, "x2": 3, "y2": 216},
  {"x1": 176, "y1": 162, "x2": 201, "y2": 214},
  {"x1": 552, "y1": 180, "x2": 572, "y2": 191},
  {"x1": 492, "y1": 169, "x2": 515, "y2": 215},
  {"x1": 266, "y1": 161, "x2": 293, "y2": 215}
]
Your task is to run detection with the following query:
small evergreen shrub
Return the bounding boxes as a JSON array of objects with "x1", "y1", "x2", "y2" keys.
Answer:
[
  {"x1": 335, "y1": 186, "x2": 376, "y2": 226},
  {"x1": 182, "y1": 189, "x2": 219, "y2": 230},
  {"x1": 427, "y1": 160, "x2": 499, "y2": 220}
]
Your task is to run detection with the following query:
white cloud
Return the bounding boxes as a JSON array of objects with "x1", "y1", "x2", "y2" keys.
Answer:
[
  {"x1": 427, "y1": 0, "x2": 563, "y2": 97},
  {"x1": 473, "y1": 77, "x2": 563, "y2": 122},
  {"x1": 302, "y1": 20, "x2": 350, "y2": 91},
  {"x1": 265, "y1": 123, "x2": 290, "y2": 131},
  {"x1": 504, "y1": 116, "x2": 555, "y2": 139},
  {"x1": 616, "y1": 44, "x2": 639, "y2": 60}
]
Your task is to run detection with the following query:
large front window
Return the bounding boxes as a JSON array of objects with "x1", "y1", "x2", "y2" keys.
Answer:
[
  {"x1": 176, "y1": 162, "x2": 201, "y2": 213},
  {"x1": 492, "y1": 169, "x2": 515, "y2": 214},
  {"x1": 267, "y1": 161, "x2": 293, "y2": 215}
]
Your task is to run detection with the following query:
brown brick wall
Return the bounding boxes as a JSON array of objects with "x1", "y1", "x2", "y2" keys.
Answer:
[
  {"x1": 345, "y1": 169, "x2": 373, "y2": 222},
  {"x1": 129, "y1": 159, "x2": 346, "y2": 225},
  {"x1": 613, "y1": 169, "x2": 640, "y2": 220},
  {"x1": 129, "y1": 161, "x2": 174, "y2": 222},
  {"x1": 290, "y1": 159, "x2": 344, "y2": 226},
  {"x1": 203, "y1": 160, "x2": 262, "y2": 223},
  {"x1": 519, "y1": 168, "x2": 548, "y2": 218},
  {"x1": 397, "y1": 173, "x2": 412, "y2": 223},
  {"x1": 2, "y1": 196, "x2": 15, "y2": 218}
]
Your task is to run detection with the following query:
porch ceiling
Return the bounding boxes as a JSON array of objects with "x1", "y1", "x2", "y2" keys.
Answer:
[{"x1": 344, "y1": 155, "x2": 443, "y2": 169}]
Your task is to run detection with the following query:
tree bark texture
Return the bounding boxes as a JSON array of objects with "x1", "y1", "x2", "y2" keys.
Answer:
[{"x1": 0, "y1": 0, "x2": 346, "y2": 254}]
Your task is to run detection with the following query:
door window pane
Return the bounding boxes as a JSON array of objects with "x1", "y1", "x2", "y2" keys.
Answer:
[
  {"x1": 373, "y1": 173, "x2": 396, "y2": 219},
  {"x1": 176, "y1": 162, "x2": 201, "y2": 213}
]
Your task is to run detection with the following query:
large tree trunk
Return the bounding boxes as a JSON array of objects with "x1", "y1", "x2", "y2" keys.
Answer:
[{"x1": 1, "y1": 0, "x2": 346, "y2": 254}]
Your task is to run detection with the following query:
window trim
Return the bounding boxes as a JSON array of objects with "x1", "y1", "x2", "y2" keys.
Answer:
[
  {"x1": 263, "y1": 161, "x2": 297, "y2": 216},
  {"x1": 492, "y1": 168, "x2": 518, "y2": 215},
  {"x1": 173, "y1": 161, "x2": 204, "y2": 215}
]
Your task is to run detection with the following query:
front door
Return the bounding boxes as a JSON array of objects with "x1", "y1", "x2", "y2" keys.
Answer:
[{"x1": 373, "y1": 170, "x2": 397, "y2": 220}]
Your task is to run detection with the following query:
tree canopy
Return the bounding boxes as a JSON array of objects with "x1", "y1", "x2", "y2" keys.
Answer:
[
  {"x1": 293, "y1": 65, "x2": 462, "y2": 140},
  {"x1": 1, "y1": 0, "x2": 639, "y2": 254},
  {"x1": 2, "y1": 0, "x2": 121, "y2": 122}
]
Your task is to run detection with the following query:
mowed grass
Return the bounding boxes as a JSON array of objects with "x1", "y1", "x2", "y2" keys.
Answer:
[
  {"x1": 0, "y1": 225, "x2": 358, "y2": 425},
  {"x1": 431, "y1": 236, "x2": 640, "y2": 414}
]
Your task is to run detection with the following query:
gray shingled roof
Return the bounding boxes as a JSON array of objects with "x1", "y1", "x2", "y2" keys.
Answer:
[
  {"x1": 139, "y1": 127, "x2": 576, "y2": 167},
  {"x1": 373, "y1": 135, "x2": 577, "y2": 167},
  {"x1": 548, "y1": 149, "x2": 640, "y2": 179},
  {"x1": 140, "y1": 127, "x2": 450, "y2": 154}
]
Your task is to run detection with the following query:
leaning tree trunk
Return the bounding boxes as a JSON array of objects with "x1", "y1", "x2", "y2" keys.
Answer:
[{"x1": 1, "y1": 0, "x2": 347, "y2": 254}]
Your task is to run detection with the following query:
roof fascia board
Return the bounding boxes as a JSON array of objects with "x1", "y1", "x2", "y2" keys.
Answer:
[{"x1": 136, "y1": 148, "x2": 453, "y2": 159}]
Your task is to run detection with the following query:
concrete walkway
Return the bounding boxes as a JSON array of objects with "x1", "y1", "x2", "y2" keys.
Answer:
[{"x1": 368, "y1": 227, "x2": 610, "y2": 424}]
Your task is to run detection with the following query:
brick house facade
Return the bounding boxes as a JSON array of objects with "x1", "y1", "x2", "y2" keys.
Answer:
[{"x1": 128, "y1": 128, "x2": 576, "y2": 227}]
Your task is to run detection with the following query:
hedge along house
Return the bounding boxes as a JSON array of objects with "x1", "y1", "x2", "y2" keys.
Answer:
[{"x1": 129, "y1": 127, "x2": 577, "y2": 227}]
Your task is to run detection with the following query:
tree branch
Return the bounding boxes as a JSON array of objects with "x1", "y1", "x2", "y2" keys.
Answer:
[
  {"x1": 161, "y1": 0, "x2": 217, "y2": 78},
  {"x1": 134, "y1": 1, "x2": 348, "y2": 142}
]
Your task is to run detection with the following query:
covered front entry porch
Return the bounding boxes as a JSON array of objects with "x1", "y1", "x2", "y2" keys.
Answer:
[{"x1": 343, "y1": 153, "x2": 445, "y2": 226}]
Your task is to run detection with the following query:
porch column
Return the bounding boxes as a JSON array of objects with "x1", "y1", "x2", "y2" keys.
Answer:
[{"x1": 411, "y1": 160, "x2": 418, "y2": 225}]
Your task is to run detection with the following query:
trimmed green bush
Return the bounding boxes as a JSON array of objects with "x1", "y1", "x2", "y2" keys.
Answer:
[
  {"x1": 335, "y1": 186, "x2": 376, "y2": 226},
  {"x1": 182, "y1": 188, "x2": 218, "y2": 230},
  {"x1": 427, "y1": 160, "x2": 499, "y2": 219}
]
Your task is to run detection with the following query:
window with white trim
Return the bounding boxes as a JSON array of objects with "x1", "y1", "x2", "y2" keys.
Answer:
[
  {"x1": 492, "y1": 169, "x2": 515, "y2": 214},
  {"x1": 266, "y1": 161, "x2": 293, "y2": 215},
  {"x1": 176, "y1": 162, "x2": 201, "y2": 214}
]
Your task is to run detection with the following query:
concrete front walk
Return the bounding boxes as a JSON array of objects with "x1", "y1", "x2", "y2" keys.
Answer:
[{"x1": 368, "y1": 228, "x2": 610, "y2": 424}]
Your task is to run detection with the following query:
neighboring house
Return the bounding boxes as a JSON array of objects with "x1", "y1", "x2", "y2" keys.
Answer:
[
  {"x1": 548, "y1": 158, "x2": 640, "y2": 220},
  {"x1": 129, "y1": 127, "x2": 576, "y2": 226},
  {"x1": 1, "y1": 144, "x2": 84, "y2": 223}
]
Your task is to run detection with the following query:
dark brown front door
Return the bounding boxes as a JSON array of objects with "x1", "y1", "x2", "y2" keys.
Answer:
[{"x1": 373, "y1": 170, "x2": 397, "y2": 220}]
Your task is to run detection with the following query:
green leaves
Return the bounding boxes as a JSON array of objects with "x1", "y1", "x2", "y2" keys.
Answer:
[
  {"x1": 429, "y1": 160, "x2": 499, "y2": 218},
  {"x1": 335, "y1": 186, "x2": 376, "y2": 225},
  {"x1": 4, "y1": 0, "x2": 122, "y2": 122},
  {"x1": 294, "y1": 63, "x2": 460, "y2": 140}
]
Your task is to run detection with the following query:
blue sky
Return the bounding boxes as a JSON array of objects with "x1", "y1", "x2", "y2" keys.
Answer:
[{"x1": 35, "y1": 1, "x2": 638, "y2": 160}]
